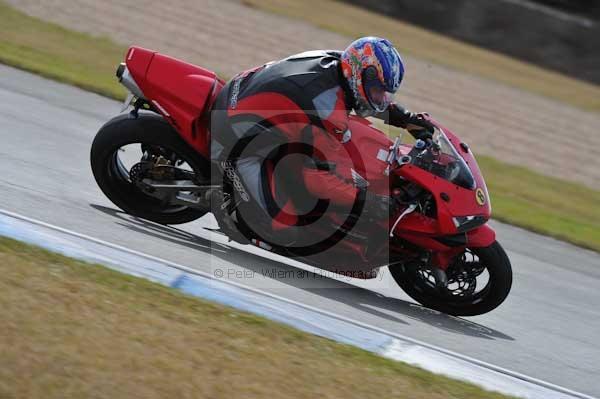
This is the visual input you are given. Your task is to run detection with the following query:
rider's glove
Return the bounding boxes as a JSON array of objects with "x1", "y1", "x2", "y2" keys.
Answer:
[{"x1": 386, "y1": 104, "x2": 435, "y2": 141}]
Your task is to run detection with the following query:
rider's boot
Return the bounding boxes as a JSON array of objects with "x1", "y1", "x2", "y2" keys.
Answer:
[{"x1": 205, "y1": 188, "x2": 250, "y2": 244}]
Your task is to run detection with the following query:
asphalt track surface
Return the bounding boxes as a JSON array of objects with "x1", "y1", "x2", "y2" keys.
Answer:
[{"x1": 1, "y1": 65, "x2": 599, "y2": 397}]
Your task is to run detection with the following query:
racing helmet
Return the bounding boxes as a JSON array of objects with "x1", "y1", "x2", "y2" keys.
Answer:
[{"x1": 340, "y1": 37, "x2": 404, "y2": 116}]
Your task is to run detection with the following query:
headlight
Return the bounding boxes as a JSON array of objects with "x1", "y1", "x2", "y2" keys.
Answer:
[{"x1": 453, "y1": 215, "x2": 486, "y2": 232}]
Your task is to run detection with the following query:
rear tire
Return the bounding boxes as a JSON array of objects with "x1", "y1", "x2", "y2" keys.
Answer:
[
  {"x1": 390, "y1": 241, "x2": 512, "y2": 316},
  {"x1": 90, "y1": 113, "x2": 210, "y2": 225}
]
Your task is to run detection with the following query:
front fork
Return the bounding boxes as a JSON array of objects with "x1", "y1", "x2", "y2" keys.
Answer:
[{"x1": 395, "y1": 223, "x2": 495, "y2": 289}]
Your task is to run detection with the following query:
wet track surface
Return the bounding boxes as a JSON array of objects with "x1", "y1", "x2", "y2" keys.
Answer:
[{"x1": 1, "y1": 65, "x2": 599, "y2": 396}]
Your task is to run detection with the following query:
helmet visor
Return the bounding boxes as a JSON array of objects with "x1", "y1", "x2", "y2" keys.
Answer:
[{"x1": 364, "y1": 78, "x2": 394, "y2": 113}]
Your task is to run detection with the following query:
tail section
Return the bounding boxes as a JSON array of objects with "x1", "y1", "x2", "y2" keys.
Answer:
[{"x1": 123, "y1": 46, "x2": 224, "y2": 157}]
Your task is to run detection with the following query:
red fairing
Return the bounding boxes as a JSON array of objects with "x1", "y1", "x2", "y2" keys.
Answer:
[
  {"x1": 433, "y1": 119, "x2": 492, "y2": 217},
  {"x1": 466, "y1": 224, "x2": 496, "y2": 248},
  {"x1": 398, "y1": 164, "x2": 490, "y2": 234},
  {"x1": 124, "y1": 46, "x2": 223, "y2": 158},
  {"x1": 340, "y1": 115, "x2": 496, "y2": 254},
  {"x1": 125, "y1": 47, "x2": 154, "y2": 88}
]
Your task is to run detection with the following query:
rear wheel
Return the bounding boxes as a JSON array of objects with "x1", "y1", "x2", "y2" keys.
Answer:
[
  {"x1": 390, "y1": 241, "x2": 512, "y2": 316},
  {"x1": 90, "y1": 113, "x2": 210, "y2": 225}
]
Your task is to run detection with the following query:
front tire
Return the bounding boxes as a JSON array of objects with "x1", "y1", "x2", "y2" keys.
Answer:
[
  {"x1": 90, "y1": 113, "x2": 210, "y2": 225},
  {"x1": 390, "y1": 241, "x2": 512, "y2": 316}
]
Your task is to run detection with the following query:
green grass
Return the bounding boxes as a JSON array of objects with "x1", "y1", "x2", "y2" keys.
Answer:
[
  {"x1": 0, "y1": 236, "x2": 515, "y2": 399},
  {"x1": 479, "y1": 156, "x2": 600, "y2": 250},
  {"x1": 0, "y1": 1, "x2": 126, "y2": 99},
  {"x1": 244, "y1": 0, "x2": 600, "y2": 112},
  {"x1": 0, "y1": 1, "x2": 599, "y2": 251}
]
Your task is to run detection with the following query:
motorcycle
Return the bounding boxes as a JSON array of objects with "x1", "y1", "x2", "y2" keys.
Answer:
[{"x1": 90, "y1": 46, "x2": 512, "y2": 316}]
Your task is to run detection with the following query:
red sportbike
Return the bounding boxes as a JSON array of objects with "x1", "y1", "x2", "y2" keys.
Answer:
[{"x1": 91, "y1": 47, "x2": 512, "y2": 316}]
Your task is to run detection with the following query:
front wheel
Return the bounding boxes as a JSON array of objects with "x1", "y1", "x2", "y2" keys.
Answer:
[
  {"x1": 390, "y1": 241, "x2": 512, "y2": 316},
  {"x1": 90, "y1": 113, "x2": 210, "y2": 225}
]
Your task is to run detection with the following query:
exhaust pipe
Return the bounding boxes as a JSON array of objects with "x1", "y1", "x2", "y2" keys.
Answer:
[{"x1": 115, "y1": 63, "x2": 144, "y2": 99}]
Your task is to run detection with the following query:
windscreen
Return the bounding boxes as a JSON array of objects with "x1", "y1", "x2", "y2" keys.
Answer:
[{"x1": 408, "y1": 129, "x2": 476, "y2": 190}]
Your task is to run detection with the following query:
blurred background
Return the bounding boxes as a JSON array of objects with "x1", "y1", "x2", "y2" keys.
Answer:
[{"x1": 345, "y1": 0, "x2": 600, "y2": 84}]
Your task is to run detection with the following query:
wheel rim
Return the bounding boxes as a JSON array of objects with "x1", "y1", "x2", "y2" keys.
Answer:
[
  {"x1": 411, "y1": 249, "x2": 493, "y2": 307},
  {"x1": 106, "y1": 142, "x2": 202, "y2": 215}
]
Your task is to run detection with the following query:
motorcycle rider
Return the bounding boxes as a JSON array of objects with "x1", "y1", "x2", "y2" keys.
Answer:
[{"x1": 209, "y1": 36, "x2": 434, "y2": 245}]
